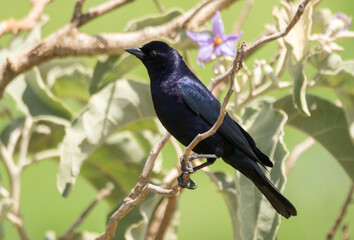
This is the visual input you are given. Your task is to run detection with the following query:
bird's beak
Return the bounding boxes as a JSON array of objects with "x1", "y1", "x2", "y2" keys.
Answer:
[{"x1": 125, "y1": 47, "x2": 145, "y2": 59}]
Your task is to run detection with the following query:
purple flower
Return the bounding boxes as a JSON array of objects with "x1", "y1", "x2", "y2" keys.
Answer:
[
  {"x1": 335, "y1": 12, "x2": 352, "y2": 28},
  {"x1": 187, "y1": 11, "x2": 242, "y2": 66}
]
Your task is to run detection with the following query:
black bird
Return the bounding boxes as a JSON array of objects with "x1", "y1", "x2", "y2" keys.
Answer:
[{"x1": 125, "y1": 41, "x2": 297, "y2": 218}]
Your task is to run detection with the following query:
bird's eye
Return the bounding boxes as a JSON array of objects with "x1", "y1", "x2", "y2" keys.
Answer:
[{"x1": 149, "y1": 50, "x2": 157, "y2": 57}]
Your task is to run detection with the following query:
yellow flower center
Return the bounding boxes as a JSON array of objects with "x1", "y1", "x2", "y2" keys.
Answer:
[{"x1": 214, "y1": 35, "x2": 222, "y2": 45}]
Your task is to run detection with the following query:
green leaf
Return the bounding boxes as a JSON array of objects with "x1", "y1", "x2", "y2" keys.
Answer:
[
  {"x1": 216, "y1": 100, "x2": 289, "y2": 240},
  {"x1": 47, "y1": 62, "x2": 92, "y2": 102},
  {"x1": 274, "y1": 94, "x2": 354, "y2": 182},
  {"x1": 336, "y1": 92, "x2": 354, "y2": 143},
  {"x1": 309, "y1": 53, "x2": 343, "y2": 71},
  {"x1": 97, "y1": 55, "x2": 143, "y2": 94},
  {"x1": 288, "y1": 60, "x2": 311, "y2": 116},
  {"x1": 0, "y1": 117, "x2": 24, "y2": 146},
  {"x1": 6, "y1": 68, "x2": 72, "y2": 125},
  {"x1": 90, "y1": 55, "x2": 120, "y2": 94},
  {"x1": 313, "y1": 60, "x2": 354, "y2": 142},
  {"x1": 122, "y1": 194, "x2": 162, "y2": 240},
  {"x1": 81, "y1": 127, "x2": 162, "y2": 205},
  {"x1": 113, "y1": 192, "x2": 179, "y2": 240},
  {"x1": 276, "y1": 2, "x2": 312, "y2": 61},
  {"x1": 0, "y1": 15, "x2": 48, "y2": 66},
  {"x1": 0, "y1": 176, "x2": 10, "y2": 239},
  {"x1": 124, "y1": 9, "x2": 183, "y2": 32},
  {"x1": 311, "y1": 8, "x2": 332, "y2": 34},
  {"x1": 314, "y1": 61, "x2": 354, "y2": 95},
  {"x1": 213, "y1": 172, "x2": 242, "y2": 240},
  {"x1": 57, "y1": 79, "x2": 156, "y2": 196},
  {"x1": 124, "y1": 8, "x2": 195, "y2": 50}
]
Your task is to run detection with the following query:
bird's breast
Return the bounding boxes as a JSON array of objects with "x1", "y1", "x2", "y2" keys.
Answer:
[{"x1": 150, "y1": 81, "x2": 229, "y2": 156}]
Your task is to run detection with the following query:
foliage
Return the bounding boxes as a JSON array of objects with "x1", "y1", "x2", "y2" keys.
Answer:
[{"x1": 0, "y1": 1, "x2": 353, "y2": 240}]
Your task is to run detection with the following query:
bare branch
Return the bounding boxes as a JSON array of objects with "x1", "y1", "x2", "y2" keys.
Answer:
[
  {"x1": 178, "y1": 0, "x2": 311, "y2": 187},
  {"x1": 234, "y1": 80, "x2": 292, "y2": 113},
  {"x1": 327, "y1": 185, "x2": 354, "y2": 240},
  {"x1": 0, "y1": 0, "x2": 53, "y2": 36},
  {"x1": 245, "y1": 0, "x2": 311, "y2": 57},
  {"x1": 62, "y1": 0, "x2": 311, "y2": 237},
  {"x1": 0, "y1": 0, "x2": 237, "y2": 98},
  {"x1": 152, "y1": 0, "x2": 165, "y2": 13},
  {"x1": 96, "y1": 27, "x2": 240, "y2": 237},
  {"x1": 285, "y1": 137, "x2": 315, "y2": 176},
  {"x1": 170, "y1": 137, "x2": 184, "y2": 160},
  {"x1": 233, "y1": 0, "x2": 254, "y2": 34},
  {"x1": 342, "y1": 225, "x2": 350, "y2": 240},
  {"x1": 77, "y1": 0, "x2": 134, "y2": 27},
  {"x1": 22, "y1": 148, "x2": 60, "y2": 169},
  {"x1": 147, "y1": 191, "x2": 180, "y2": 240},
  {"x1": 96, "y1": 183, "x2": 177, "y2": 240},
  {"x1": 18, "y1": 118, "x2": 34, "y2": 170},
  {"x1": 96, "y1": 132, "x2": 171, "y2": 240},
  {"x1": 211, "y1": 0, "x2": 310, "y2": 112},
  {"x1": 0, "y1": 135, "x2": 29, "y2": 240},
  {"x1": 180, "y1": 42, "x2": 247, "y2": 186},
  {"x1": 71, "y1": 0, "x2": 86, "y2": 24},
  {"x1": 6, "y1": 128, "x2": 21, "y2": 158},
  {"x1": 0, "y1": 141, "x2": 17, "y2": 185},
  {"x1": 58, "y1": 187, "x2": 112, "y2": 240}
]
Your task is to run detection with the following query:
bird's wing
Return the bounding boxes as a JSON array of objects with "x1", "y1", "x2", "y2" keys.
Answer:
[{"x1": 177, "y1": 79, "x2": 271, "y2": 167}]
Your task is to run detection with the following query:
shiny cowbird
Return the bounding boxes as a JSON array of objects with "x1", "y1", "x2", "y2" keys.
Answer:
[{"x1": 125, "y1": 41, "x2": 297, "y2": 218}]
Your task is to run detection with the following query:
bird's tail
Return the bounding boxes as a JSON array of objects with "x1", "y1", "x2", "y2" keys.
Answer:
[{"x1": 224, "y1": 152, "x2": 297, "y2": 218}]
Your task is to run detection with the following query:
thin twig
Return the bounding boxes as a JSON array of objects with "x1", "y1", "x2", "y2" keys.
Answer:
[
  {"x1": 180, "y1": 0, "x2": 214, "y2": 29},
  {"x1": 170, "y1": 137, "x2": 184, "y2": 160},
  {"x1": 22, "y1": 148, "x2": 60, "y2": 169},
  {"x1": 77, "y1": 0, "x2": 134, "y2": 27},
  {"x1": 0, "y1": 139, "x2": 29, "y2": 240},
  {"x1": 127, "y1": 132, "x2": 171, "y2": 200},
  {"x1": 96, "y1": 27, "x2": 238, "y2": 237},
  {"x1": 285, "y1": 137, "x2": 315, "y2": 176},
  {"x1": 0, "y1": 0, "x2": 53, "y2": 36},
  {"x1": 180, "y1": 43, "x2": 246, "y2": 186},
  {"x1": 96, "y1": 133, "x2": 171, "y2": 240},
  {"x1": 96, "y1": 183, "x2": 177, "y2": 240},
  {"x1": 146, "y1": 166, "x2": 182, "y2": 240},
  {"x1": 154, "y1": 193, "x2": 179, "y2": 240},
  {"x1": 179, "y1": 0, "x2": 311, "y2": 187},
  {"x1": 6, "y1": 128, "x2": 21, "y2": 160},
  {"x1": 58, "y1": 187, "x2": 112, "y2": 240},
  {"x1": 233, "y1": 0, "x2": 254, "y2": 34},
  {"x1": 312, "y1": 0, "x2": 324, "y2": 9},
  {"x1": 0, "y1": 0, "x2": 237, "y2": 98},
  {"x1": 245, "y1": 0, "x2": 311, "y2": 57},
  {"x1": 0, "y1": 142, "x2": 16, "y2": 175},
  {"x1": 18, "y1": 118, "x2": 34, "y2": 170},
  {"x1": 342, "y1": 225, "x2": 350, "y2": 240},
  {"x1": 235, "y1": 77, "x2": 292, "y2": 113},
  {"x1": 327, "y1": 185, "x2": 354, "y2": 240},
  {"x1": 96, "y1": 0, "x2": 311, "y2": 236},
  {"x1": 152, "y1": 0, "x2": 165, "y2": 13},
  {"x1": 71, "y1": 0, "x2": 86, "y2": 24}
]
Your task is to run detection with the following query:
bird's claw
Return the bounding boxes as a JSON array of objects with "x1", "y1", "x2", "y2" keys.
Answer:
[
  {"x1": 180, "y1": 155, "x2": 194, "y2": 174},
  {"x1": 177, "y1": 173, "x2": 197, "y2": 189}
]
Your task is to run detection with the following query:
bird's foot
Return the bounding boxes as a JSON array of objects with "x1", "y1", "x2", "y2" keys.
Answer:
[
  {"x1": 177, "y1": 173, "x2": 196, "y2": 189},
  {"x1": 178, "y1": 155, "x2": 197, "y2": 189},
  {"x1": 179, "y1": 154, "x2": 218, "y2": 173},
  {"x1": 180, "y1": 155, "x2": 195, "y2": 174},
  {"x1": 178, "y1": 154, "x2": 218, "y2": 190}
]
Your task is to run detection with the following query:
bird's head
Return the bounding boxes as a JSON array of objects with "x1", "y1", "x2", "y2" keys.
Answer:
[{"x1": 125, "y1": 41, "x2": 183, "y2": 78}]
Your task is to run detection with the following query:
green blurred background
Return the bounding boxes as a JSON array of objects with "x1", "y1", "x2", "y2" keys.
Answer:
[{"x1": 0, "y1": 0, "x2": 353, "y2": 239}]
